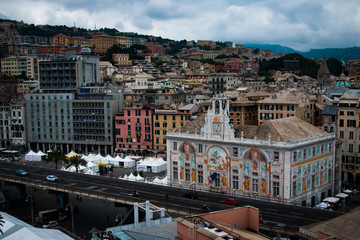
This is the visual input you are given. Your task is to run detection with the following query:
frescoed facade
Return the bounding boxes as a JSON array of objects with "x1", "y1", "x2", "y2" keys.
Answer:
[{"x1": 166, "y1": 96, "x2": 340, "y2": 205}]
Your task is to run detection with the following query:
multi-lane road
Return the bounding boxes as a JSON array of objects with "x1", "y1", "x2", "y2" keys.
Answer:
[{"x1": 0, "y1": 161, "x2": 341, "y2": 230}]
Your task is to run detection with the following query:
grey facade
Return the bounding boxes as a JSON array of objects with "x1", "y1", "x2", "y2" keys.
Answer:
[{"x1": 208, "y1": 73, "x2": 236, "y2": 96}]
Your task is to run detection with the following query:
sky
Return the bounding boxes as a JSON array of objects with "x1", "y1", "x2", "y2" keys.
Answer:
[{"x1": 1, "y1": 0, "x2": 360, "y2": 52}]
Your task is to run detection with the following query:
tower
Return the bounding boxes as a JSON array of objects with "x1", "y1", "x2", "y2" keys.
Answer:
[{"x1": 317, "y1": 56, "x2": 330, "y2": 88}]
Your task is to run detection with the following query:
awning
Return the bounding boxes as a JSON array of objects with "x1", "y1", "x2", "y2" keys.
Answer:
[
  {"x1": 335, "y1": 193, "x2": 348, "y2": 198},
  {"x1": 322, "y1": 197, "x2": 340, "y2": 203}
]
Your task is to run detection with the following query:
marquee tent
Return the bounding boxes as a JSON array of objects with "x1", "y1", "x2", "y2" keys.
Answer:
[
  {"x1": 137, "y1": 157, "x2": 167, "y2": 173},
  {"x1": 25, "y1": 150, "x2": 46, "y2": 161},
  {"x1": 66, "y1": 150, "x2": 78, "y2": 159}
]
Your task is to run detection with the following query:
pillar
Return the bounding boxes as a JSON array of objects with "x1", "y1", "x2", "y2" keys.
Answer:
[
  {"x1": 17, "y1": 184, "x2": 26, "y2": 201},
  {"x1": 60, "y1": 192, "x2": 69, "y2": 209},
  {"x1": 134, "y1": 203, "x2": 139, "y2": 228}
]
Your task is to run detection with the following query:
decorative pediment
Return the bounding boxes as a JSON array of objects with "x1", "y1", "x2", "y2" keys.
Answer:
[{"x1": 213, "y1": 116, "x2": 221, "y2": 123}]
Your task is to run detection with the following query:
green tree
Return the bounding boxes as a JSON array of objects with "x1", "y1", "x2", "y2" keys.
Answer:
[
  {"x1": 48, "y1": 148, "x2": 66, "y2": 170},
  {"x1": 64, "y1": 155, "x2": 87, "y2": 173}
]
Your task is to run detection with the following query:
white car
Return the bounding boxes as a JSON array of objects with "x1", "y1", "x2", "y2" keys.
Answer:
[
  {"x1": 42, "y1": 220, "x2": 58, "y2": 228},
  {"x1": 46, "y1": 175, "x2": 59, "y2": 182}
]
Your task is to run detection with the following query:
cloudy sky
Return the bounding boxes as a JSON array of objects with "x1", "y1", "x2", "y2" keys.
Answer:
[{"x1": 1, "y1": 0, "x2": 360, "y2": 51}]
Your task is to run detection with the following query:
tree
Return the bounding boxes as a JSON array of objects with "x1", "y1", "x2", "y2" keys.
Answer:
[
  {"x1": 48, "y1": 148, "x2": 66, "y2": 170},
  {"x1": 64, "y1": 155, "x2": 87, "y2": 173}
]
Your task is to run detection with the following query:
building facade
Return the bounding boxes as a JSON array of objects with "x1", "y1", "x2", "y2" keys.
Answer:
[
  {"x1": 114, "y1": 103, "x2": 154, "y2": 155},
  {"x1": 166, "y1": 96, "x2": 339, "y2": 205}
]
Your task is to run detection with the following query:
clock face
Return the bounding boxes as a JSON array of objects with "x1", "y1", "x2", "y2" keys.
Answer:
[{"x1": 213, "y1": 123, "x2": 222, "y2": 134}]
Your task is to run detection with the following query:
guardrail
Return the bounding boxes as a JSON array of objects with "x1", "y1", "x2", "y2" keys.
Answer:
[{"x1": 0, "y1": 173, "x2": 200, "y2": 216}]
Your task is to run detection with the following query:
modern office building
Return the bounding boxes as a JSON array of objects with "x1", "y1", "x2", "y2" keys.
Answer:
[{"x1": 166, "y1": 96, "x2": 339, "y2": 205}]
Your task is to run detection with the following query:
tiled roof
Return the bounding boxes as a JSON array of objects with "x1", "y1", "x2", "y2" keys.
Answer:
[{"x1": 321, "y1": 105, "x2": 337, "y2": 115}]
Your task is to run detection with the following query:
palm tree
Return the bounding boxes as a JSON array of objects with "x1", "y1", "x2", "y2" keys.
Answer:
[
  {"x1": 0, "y1": 214, "x2": 5, "y2": 234},
  {"x1": 49, "y1": 148, "x2": 66, "y2": 169},
  {"x1": 65, "y1": 155, "x2": 87, "y2": 173}
]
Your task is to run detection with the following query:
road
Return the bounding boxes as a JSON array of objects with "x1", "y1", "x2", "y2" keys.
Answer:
[{"x1": 0, "y1": 161, "x2": 343, "y2": 238}]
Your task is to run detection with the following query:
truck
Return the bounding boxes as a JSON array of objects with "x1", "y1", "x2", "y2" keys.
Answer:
[{"x1": 38, "y1": 209, "x2": 66, "y2": 223}]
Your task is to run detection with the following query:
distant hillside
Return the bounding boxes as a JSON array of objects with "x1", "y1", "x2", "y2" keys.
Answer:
[
  {"x1": 244, "y1": 44, "x2": 299, "y2": 55},
  {"x1": 244, "y1": 43, "x2": 360, "y2": 62},
  {"x1": 300, "y1": 47, "x2": 360, "y2": 62}
]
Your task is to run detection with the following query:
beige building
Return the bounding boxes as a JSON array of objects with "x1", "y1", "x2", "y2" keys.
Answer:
[
  {"x1": 93, "y1": 34, "x2": 116, "y2": 54},
  {"x1": 116, "y1": 36, "x2": 132, "y2": 48},
  {"x1": 257, "y1": 89, "x2": 316, "y2": 125},
  {"x1": 337, "y1": 90, "x2": 360, "y2": 183},
  {"x1": 1, "y1": 56, "x2": 27, "y2": 76}
]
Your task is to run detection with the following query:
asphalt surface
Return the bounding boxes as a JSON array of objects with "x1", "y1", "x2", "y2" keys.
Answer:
[{"x1": 0, "y1": 160, "x2": 352, "y2": 239}]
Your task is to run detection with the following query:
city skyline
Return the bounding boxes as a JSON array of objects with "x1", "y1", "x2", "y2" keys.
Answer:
[{"x1": 1, "y1": 0, "x2": 360, "y2": 52}]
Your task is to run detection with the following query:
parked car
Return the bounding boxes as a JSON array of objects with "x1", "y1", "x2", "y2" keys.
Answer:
[
  {"x1": 16, "y1": 170, "x2": 28, "y2": 176},
  {"x1": 183, "y1": 191, "x2": 198, "y2": 199},
  {"x1": 42, "y1": 220, "x2": 59, "y2": 228},
  {"x1": 221, "y1": 198, "x2": 238, "y2": 206},
  {"x1": 46, "y1": 175, "x2": 59, "y2": 182}
]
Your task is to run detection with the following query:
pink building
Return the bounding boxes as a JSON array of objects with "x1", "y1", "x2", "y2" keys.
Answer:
[
  {"x1": 176, "y1": 206, "x2": 268, "y2": 240},
  {"x1": 144, "y1": 43, "x2": 165, "y2": 55},
  {"x1": 115, "y1": 103, "x2": 154, "y2": 155}
]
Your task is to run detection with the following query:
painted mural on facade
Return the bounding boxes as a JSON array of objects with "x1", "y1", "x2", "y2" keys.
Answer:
[
  {"x1": 179, "y1": 141, "x2": 196, "y2": 181},
  {"x1": 207, "y1": 146, "x2": 228, "y2": 172}
]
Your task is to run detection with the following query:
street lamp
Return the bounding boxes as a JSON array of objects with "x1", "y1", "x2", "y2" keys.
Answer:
[
  {"x1": 115, "y1": 213, "x2": 123, "y2": 226},
  {"x1": 66, "y1": 203, "x2": 74, "y2": 234},
  {"x1": 25, "y1": 194, "x2": 33, "y2": 225}
]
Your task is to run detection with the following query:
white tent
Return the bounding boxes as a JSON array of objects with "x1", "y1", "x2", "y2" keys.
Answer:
[
  {"x1": 25, "y1": 150, "x2": 43, "y2": 162},
  {"x1": 65, "y1": 150, "x2": 78, "y2": 159},
  {"x1": 127, "y1": 173, "x2": 136, "y2": 181},
  {"x1": 344, "y1": 189, "x2": 353, "y2": 194},
  {"x1": 137, "y1": 157, "x2": 167, "y2": 173},
  {"x1": 119, "y1": 156, "x2": 136, "y2": 168},
  {"x1": 313, "y1": 202, "x2": 331, "y2": 210},
  {"x1": 134, "y1": 174, "x2": 145, "y2": 182}
]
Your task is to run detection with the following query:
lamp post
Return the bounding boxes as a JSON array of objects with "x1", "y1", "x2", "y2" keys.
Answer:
[
  {"x1": 66, "y1": 203, "x2": 74, "y2": 234},
  {"x1": 115, "y1": 213, "x2": 123, "y2": 226},
  {"x1": 26, "y1": 194, "x2": 33, "y2": 225}
]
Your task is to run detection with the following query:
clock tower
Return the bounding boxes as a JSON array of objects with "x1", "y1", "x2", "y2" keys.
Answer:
[{"x1": 201, "y1": 95, "x2": 235, "y2": 140}]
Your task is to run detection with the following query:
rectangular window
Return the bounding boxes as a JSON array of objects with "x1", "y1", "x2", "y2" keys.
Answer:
[
  {"x1": 348, "y1": 120, "x2": 356, "y2": 127},
  {"x1": 173, "y1": 142, "x2": 177, "y2": 151},
  {"x1": 173, "y1": 167, "x2": 178, "y2": 179},
  {"x1": 274, "y1": 152, "x2": 279, "y2": 161},
  {"x1": 349, "y1": 144, "x2": 354, "y2": 153},
  {"x1": 339, "y1": 119, "x2": 344, "y2": 127},
  {"x1": 233, "y1": 176, "x2": 239, "y2": 189},
  {"x1": 273, "y1": 182, "x2": 280, "y2": 196},
  {"x1": 252, "y1": 179, "x2": 258, "y2": 192},
  {"x1": 233, "y1": 147, "x2": 238, "y2": 157},
  {"x1": 185, "y1": 169, "x2": 190, "y2": 181},
  {"x1": 293, "y1": 181, "x2": 297, "y2": 196},
  {"x1": 198, "y1": 144, "x2": 203, "y2": 153},
  {"x1": 198, "y1": 171, "x2": 203, "y2": 183},
  {"x1": 340, "y1": 131, "x2": 344, "y2": 139}
]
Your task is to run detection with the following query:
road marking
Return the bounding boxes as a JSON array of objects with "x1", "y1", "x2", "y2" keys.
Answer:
[
  {"x1": 97, "y1": 187, "x2": 107, "y2": 192},
  {"x1": 85, "y1": 186, "x2": 97, "y2": 189},
  {"x1": 68, "y1": 183, "x2": 77, "y2": 186}
]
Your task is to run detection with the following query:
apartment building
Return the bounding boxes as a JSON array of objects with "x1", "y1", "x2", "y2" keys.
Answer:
[
  {"x1": 116, "y1": 36, "x2": 132, "y2": 48},
  {"x1": 93, "y1": 34, "x2": 116, "y2": 54},
  {"x1": 39, "y1": 56, "x2": 99, "y2": 92},
  {"x1": 337, "y1": 90, "x2": 360, "y2": 183},
  {"x1": 208, "y1": 73, "x2": 236, "y2": 96},
  {"x1": 1, "y1": 56, "x2": 27, "y2": 76},
  {"x1": 26, "y1": 55, "x2": 51, "y2": 80},
  {"x1": 167, "y1": 96, "x2": 339, "y2": 205},
  {"x1": 153, "y1": 104, "x2": 199, "y2": 152},
  {"x1": 257, "y1": 89, "x2": 316, "y2": 125},
  {"x1": 114, "y1": 102, "x2": 154, "y2": 155},
  {"x1": 112, "y1": 53, "x2": 132, "y2": 68}
]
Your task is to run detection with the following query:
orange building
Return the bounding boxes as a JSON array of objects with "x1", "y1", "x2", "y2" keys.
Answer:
[
  {"x1": 93, "y1": 34, "x2": 116, "y2": 54},
  {"x1": 197, "y1": 40, "x2": 216, "y2": 49},
  {"x1": 112, "y1": 53, "x2": 132, "y2": 68}
]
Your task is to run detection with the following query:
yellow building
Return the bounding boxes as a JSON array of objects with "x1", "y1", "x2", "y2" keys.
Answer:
[
  {"x1": 116, "y1": 36, "x2": 133, "y2": 48},
  {"x1": 337, "y1": 91, "x2": 360, "y2": 183},
  {"x1": 93, "y1": 34, "x2": 116, "y2": 54},
  {"x1": 51, "y1": 34, "x2": 71, "y2": 46},
  {"x1": 112, "y1": 53, "x2": 132, "y2": 67},
  {"x1": 1, "y1": 56, "x2": 27, "y2": 76},
  {"x1": 153, "y1": 104, "x2": 199, "y2": 152},
  {"x1": 197, "y1": 40, "x2": 216, "y2": 49}
]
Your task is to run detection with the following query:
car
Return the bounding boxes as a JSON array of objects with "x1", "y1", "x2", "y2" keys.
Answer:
[
  {"x1": 46, "y1": 175, "x2": 59, "y2": 182},
  {"x1": 221, "y1": 198, "x2": 238, "y2": 206},
  {"x1": 16, "y1": 170, "x2": 28, "y2": 176},
  {"x1": 183, "y1": 191, "x2": 198, "y2": 199},
  {"x1": 42, "y1": 220, "x2": 58, "y2": 228},
  {"x1": 201, "y1": 205, "x2": 210, "y2": 212}
]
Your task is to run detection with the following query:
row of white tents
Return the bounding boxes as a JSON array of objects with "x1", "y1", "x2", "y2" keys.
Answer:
[
  {"x1": 119, "y1": 173, "x2": 168, "y2": 185},
  {"x1": 25, "y1": 150, "x2": 167, "y2": 174}
]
